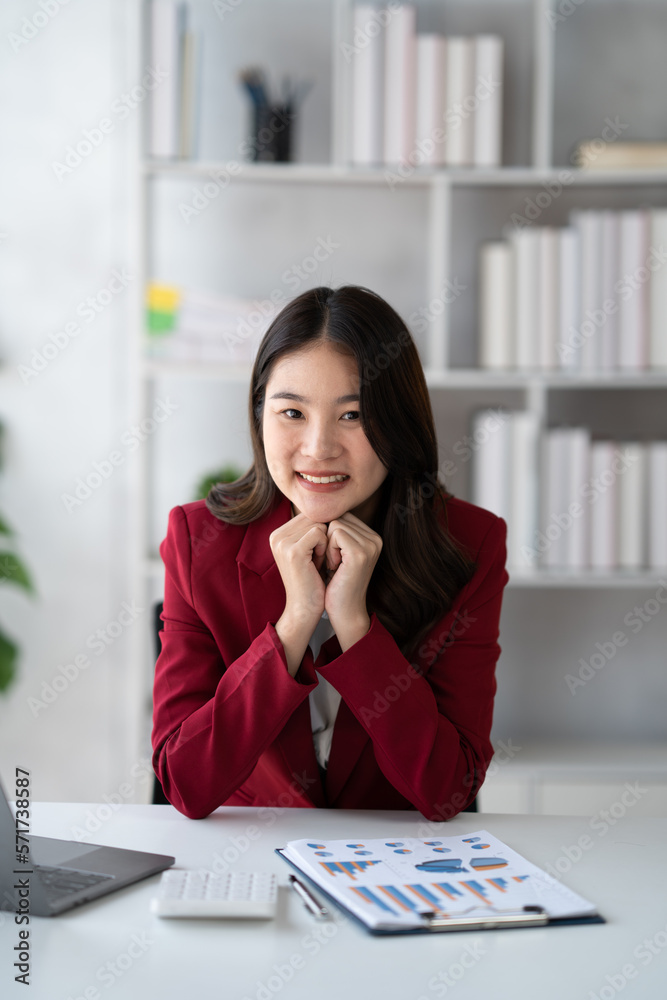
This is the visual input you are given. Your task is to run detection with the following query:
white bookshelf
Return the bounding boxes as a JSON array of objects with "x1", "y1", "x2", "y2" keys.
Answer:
[{"x1": 129, "y1": 0, "x2": 667, "y2": 809}]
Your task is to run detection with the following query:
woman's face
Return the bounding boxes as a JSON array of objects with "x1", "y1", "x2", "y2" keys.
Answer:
[{"x1": 262, "y1": 340, "x2": 388, "y2": 524}]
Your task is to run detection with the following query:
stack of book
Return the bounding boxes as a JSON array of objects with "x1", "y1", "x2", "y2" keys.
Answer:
[
  {"x1": 469, "y1": 409, "x2": 667, "y2": 572},
  {"x1": 351, "y1": 4, "x2": 503, "y2": 168},
  {"x1": 478, "y1": 208, "x2": 667, "y2": 370},
  {"x1": 145, "y1": 283, "x2": 282, "y2": 362},
  {"x1": 149, "y1": 1, "x2": 199, "y2": 159},
  {"x1": 572, "y1": 141, "x2": 667, "y2": 171}
]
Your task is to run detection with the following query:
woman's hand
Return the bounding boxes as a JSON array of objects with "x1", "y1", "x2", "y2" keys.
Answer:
[
  {"x1": 323, "y1": 512, "x2": 383, "y2": 651},
  {"x1": 269, "y1": 514, "x2": 329, "y2": 673}
]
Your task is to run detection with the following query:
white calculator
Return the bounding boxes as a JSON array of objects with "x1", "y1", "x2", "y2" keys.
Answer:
[{"x1": 150, "y1": 870, "x2": 278, "y2": 919}]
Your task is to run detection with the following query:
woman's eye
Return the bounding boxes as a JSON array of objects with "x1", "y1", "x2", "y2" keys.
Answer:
[
  {"x1": 282, "y1": 408, "x2": 302, "y2": 419},
  {"x1": 342, "y1": 410, "x2": 360, "y2": 421}
]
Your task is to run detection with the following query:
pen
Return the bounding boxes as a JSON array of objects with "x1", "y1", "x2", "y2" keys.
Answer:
[{"x1": 288, "y1": 874, "x2": 329, "y2": 919}]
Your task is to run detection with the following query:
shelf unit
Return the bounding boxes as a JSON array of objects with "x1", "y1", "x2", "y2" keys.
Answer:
[{"x1": 128, "y1": 0, "x2": 667, "y2": 807}]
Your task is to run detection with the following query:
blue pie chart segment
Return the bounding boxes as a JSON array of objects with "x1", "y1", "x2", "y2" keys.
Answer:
[{"x1": 415, "y1": 858, "x2": 467, "y2": 874}]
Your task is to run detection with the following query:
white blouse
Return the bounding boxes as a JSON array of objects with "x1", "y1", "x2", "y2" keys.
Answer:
[{"x1": 307, "y1": 610, "x2": 341, "y2": 770}]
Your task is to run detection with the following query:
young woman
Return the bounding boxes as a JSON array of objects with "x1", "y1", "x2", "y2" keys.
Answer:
[{"x1": 152, "y1": 285, "x2": 508, "y2": 821}]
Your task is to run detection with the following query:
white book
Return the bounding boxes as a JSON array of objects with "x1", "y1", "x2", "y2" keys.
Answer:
[
  {"x1": 588, "y1": 441, "x2": 617, "y2": 570},
  {"x1": 509, "y1": 411, "x2": 540, "y2": 570},
  {"x1": 616, "y1": 442, "x2": 647, "y2": 569},
  {"x1": 415, "y1": 34, "x2": 446, "y2": 167},
  {"x1": 470, "y1": 408, "x2": 511, "y2": 523},
  {"x1": 179, "y1": 26, "x2": 202, "y2": 160},
  {"x1": 570, "y1": 210, "x2": 602, "y2": 372},
  {"x1": 564, "y1": 427, "x2": 590, "y2": 570},
  {"x1": 648, "y1": 441, "x2": 667, "y2": 567},
  {"x1": 542, "y1": 428, "x2": 570, "y2": 569},
  {"x1": 472, "y1": 35, "x2": 503, "y2": 167},
  {"x1": 649, "y1": 209, "x2": 667, "y2": 368},
  {"x1": 443, "y1": 36, "x2": 475, "y2": 166},
  {"x1": 351, "y1": 5, "x2": 385, "y2": 165},
  {"x1": 618, "y1": 210, "x2": 650, "y2": 369},
  {"x1": 537, "y1": 227, "x2": 559, "y2": 369},
  {"x1": 598, "y1": 210, "x2": 619, "y2": 371},
  {"x1": 149, "y1": 0, "x2": 184, "y2": 159},
  {"x1": 478, "y1": 241, "x2": 513, "y2": 368},
  {"x1": 510, "y1": 227, "x2": 541, "y2": 369},
  {"x1": 383, "y1": 3, "x2": 417, "y2": 165},
  {"x1": 557, "y1": 227, "x2": 580, "y2": 370}
]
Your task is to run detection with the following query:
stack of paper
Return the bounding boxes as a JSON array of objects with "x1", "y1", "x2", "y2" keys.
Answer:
[
  {"x1": 351, "y1": 5, "x2": 503, "y2": 168},
  {"x1": 145, "y1": 283, "x2": 283, "y2": 362},
  {"x1": 478, "y1": 208, "x2": 667, "y2": 370},
  {"x1": 278, "y1": 830, "x2": 599, "y2": 932}
]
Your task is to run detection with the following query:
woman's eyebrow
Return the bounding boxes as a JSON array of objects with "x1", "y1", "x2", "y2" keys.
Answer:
[{"x1": 268, "y1": 391, "x2": 360, "y2": 404}]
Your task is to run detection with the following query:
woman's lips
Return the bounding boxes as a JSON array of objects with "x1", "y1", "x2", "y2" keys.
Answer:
[{"x1": 295, "y1": 471, "x2": 350, "y2": 492}]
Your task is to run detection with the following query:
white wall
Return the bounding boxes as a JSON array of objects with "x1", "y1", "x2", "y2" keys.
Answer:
[{"x1": 0, "y1": 0, "x2": 140, "y2": 801}]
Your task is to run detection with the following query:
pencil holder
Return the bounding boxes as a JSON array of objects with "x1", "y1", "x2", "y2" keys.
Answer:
[{"x1": 250, "y1": 104, "x2": 294, "y2": 162}]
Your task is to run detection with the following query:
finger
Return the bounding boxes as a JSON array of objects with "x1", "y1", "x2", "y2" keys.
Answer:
[
  {"x1": 329, "y1": 512, "x2": 379, "y2": 543},
  {"x1": 325, "y1": 530, "x2": 343, "y2": 571}
]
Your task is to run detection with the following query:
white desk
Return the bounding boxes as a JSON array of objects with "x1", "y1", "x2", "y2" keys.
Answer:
[{"x1": 1, "y1": 804, "x2": 666, "y2": 1000}]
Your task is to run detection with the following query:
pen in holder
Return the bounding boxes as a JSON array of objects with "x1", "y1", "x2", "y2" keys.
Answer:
[
  {"x1": 251, "y1": 103, "x2": 294, "y2": 162},
  {"x1": 238, "y1": 68, "x2": 312, "y2": 163}
]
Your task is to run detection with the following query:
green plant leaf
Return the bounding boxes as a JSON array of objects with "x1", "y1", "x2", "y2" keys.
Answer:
[
  {"x1": 0, "y1": 552, "x2": 35, "y2": 593},
  {"x1": 194, "y1": 465, "x2": 244, "y2": 501},
  {"x1": 0, "y1": 629, "x2": 18, "y2": 692},
  {"x1": 0, "y1": 514, "x2": 13, "y2": 536}
]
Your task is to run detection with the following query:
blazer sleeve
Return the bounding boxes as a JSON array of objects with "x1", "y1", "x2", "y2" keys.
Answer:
[
  {"x1": 315, "y1": 515, "x2": 508, "y2": 821},
  {"x1": 151, "y1": 505, "x2": 317, "y2": 819}
]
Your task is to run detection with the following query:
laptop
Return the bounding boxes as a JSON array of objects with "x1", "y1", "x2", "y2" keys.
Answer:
[{"x1": 0, "y1": 775, "x2": 174, "y2": 916}]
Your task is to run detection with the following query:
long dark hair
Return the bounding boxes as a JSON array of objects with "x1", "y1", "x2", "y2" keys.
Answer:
[{"x1": 206, "y1": 285, "x2": 476, "y2": 660}]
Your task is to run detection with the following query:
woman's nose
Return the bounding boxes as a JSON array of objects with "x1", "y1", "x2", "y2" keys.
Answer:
[{"x1": 301, "y1": 419, "x2": 341, "y2": 459}]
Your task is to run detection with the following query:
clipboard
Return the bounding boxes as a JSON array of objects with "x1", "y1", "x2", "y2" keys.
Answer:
[
  {"x1": 276, "y1": 848, "x2": 560, "y2": 934},
  {"x1": 275, "y1": 834, "x2": 605, "y2": 936}
]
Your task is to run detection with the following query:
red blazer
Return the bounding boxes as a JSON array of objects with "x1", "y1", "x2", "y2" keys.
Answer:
[{"x1": 152, "y1": 492, "x2": 508, "y2": 820}]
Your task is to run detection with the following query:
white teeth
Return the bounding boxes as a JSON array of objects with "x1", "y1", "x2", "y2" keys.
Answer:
[{"x1": 298, "y1": 473, "x2": 349, "y2": 484}]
